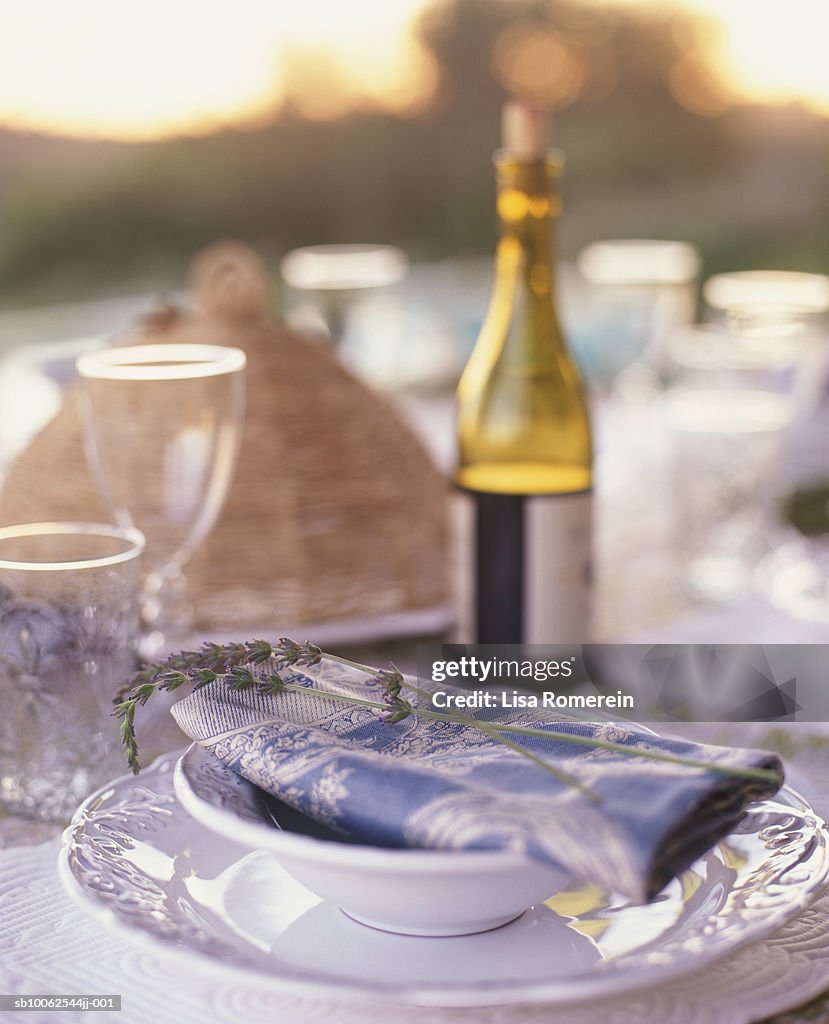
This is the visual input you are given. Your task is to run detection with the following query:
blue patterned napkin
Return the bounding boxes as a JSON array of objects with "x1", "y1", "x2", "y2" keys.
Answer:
[{"x1": 171, "y1": 659, "x2": 783, "y2": 901}]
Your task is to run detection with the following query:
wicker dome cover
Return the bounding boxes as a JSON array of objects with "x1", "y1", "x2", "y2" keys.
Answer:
[{"x1": 0, "y1": 243, "x2": 449, "y2": 630}]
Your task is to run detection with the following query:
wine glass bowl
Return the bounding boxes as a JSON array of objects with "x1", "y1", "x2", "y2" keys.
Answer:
[
  {"x1": 703, "y1": 272, "x2": 829, "y2": 422},
  {"x1": 76, "y1": 343, "x2": 246, "y2": 655},
  {"x1": 280, "y1": 244, "x2": 409, "y2": 345},
  {"x1": 703, "y1": 271, "x2": 829, "y2": 318},
  {"x1": 575, "y1": 239, "x2": 701, "y2": 387}
]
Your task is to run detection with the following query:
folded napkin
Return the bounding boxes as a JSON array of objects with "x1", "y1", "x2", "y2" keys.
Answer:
[{"x1": 171, "y1": 659, "x2": 784, "y2": 902}]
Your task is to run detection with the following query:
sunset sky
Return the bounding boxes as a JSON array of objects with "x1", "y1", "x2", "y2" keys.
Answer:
[{"x1": 0, "y1": 0, "x2": 827, "y2": 141}]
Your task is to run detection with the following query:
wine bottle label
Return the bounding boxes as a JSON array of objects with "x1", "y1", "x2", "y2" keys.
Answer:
[
  {"x1": 524, "y1": 491, "x2": 592, "y2": 644},
  {"x1": 471, "y1": 490, "x2": 592, "y2": 644}
]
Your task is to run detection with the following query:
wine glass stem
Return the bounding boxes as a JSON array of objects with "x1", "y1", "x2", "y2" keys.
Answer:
[{"x1": 139, "y1": 565, "x2": 193, "y2": 659}]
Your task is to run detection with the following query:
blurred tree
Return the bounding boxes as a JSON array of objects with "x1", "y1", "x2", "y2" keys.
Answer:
[{"x1": 0, "y1": 0, "x2": 826, "y2": 304}]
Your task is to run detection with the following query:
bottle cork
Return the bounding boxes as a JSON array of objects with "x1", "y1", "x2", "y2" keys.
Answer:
[{"x1": 501, "y1": 101, "x2": 548, "y2": 160}]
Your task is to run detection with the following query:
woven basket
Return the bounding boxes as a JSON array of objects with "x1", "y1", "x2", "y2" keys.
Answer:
[{"x1": 0, "y1": 242, "x2": 449, "y2": 631}]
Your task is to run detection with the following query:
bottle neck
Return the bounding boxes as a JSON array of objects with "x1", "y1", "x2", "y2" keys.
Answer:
[{"x1": 493, "y1": 150, "x2": 562, "y2": 300}]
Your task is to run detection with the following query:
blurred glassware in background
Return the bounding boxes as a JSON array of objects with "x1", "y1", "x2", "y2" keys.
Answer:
[
  {"x1": 571, "y1": 240, "x2": 700, "y2": 506},
  {"x1": 759, "y1": 483, "x2": 829, "y2": 623},
  {"x1": 703, "y1": 271, "x2": 829, "y2": 419},
  {"x1": 667, "y1": 320, "x2": 802, "y2": 396},
  {"x1": 281, "y1": 244, "x2": 409, "y2": 294},
  {"x1": 280, "y1": 243, "x2": 462, "y2": 392},
  {"x1": 76, "y1": 344, "x2": 246, "y2": 658},
  {"x1": 704, "y1": 270, "x2": 829, "y2": 318},
  {"x1": 337, "y1": 282, "x2": 464, "y2": 393},
  {"x1": 280, "y1": 243, "x2": 409, "y2": 343},
  {"x1": 701, "y1": 271, "x2": 829, "y2": 620},
  {"x1": 666, "y1": 321, "x2": 800, "y2": 604},
  {"x1": 666, "y1": 386, "x2": 793, "y2": 604},
  {"x1": 574, "y1": 239, "x2": 701, "y2": 390},
  {"x1": 0, "y1": 521, "x2": 144, "y2": 821},
  {"x1": 759, "y1": 476, "x2": 829, "y2": 624}
]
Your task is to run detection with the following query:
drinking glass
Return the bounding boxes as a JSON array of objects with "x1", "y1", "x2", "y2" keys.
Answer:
[
  {"x1": 666, "y1": 388, "x2": 793, "y2": 603},
  {"x1": 667, "y1": 320, "x2": 802, "y2": 396},
  {"x1": 704, "y1": 270, "x2": 829, "y2": 316},
  {"x1": 0, "y1": 522, "x2": 144, "y2": 821},
  {"x1": 76, "y1": 344, "x2": 246, "y2": 656},
  {"x1": 703, "y1": 271, "x2": 829, "y2": 418},
  {"x1": 703, "y1": 272, "x2": 829, "y2": 620},
  {"x1": 280, "y1": 244, "x2": 409, "y2": 345},
  {"x1": 576, "y1": 239, "x2": 701, "y2": 388},
  {"x1": 574, "y1": 240, "x2": 701, "y2": 504}
]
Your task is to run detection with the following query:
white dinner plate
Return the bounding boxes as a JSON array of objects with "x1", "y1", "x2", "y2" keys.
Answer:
[{"x1": 59, "y1": 752, "x2": 829, "y2": 1008}]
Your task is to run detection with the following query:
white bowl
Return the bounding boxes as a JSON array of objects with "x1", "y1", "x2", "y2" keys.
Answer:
[{"x1": 173, "y1": 743, "x2": 570, "y2": 937}]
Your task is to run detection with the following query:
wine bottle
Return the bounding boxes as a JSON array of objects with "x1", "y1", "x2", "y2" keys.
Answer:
[{"x1": 455, "y1": 102, "x2": 593, "y2": 644}]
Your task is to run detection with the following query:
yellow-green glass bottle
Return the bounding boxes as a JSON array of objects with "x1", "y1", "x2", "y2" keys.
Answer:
[{"x1": 455, "y1": 103, "x2": 592, "y2": 644}]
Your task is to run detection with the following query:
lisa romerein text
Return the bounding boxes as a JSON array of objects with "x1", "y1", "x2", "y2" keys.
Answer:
[{"x1": 430, "y1": 690, "x2": 634, "y2": 711}]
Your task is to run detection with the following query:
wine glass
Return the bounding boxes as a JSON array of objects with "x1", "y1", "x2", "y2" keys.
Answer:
[
  {"x1": 76, "y1": 343, "x2": 246, "y2": 656},
  {"x1": 575, "y1": 239, "x2": 701, "y2": 388},
  {"x1": 666, "y1": 385, "x2": 794, "y2": 603},
  {"x1": 702, "y1": 271, "x2": 829, "y2": 621},
  {"x1": 703, "y1": 271, "x2": 829, "y2": 419},
  {"x1": 573, "y1": 239, "x2": 701, "y2": 504},
  {"x1": 280, "y1": 244, "x2": 409, "y2": 345}
]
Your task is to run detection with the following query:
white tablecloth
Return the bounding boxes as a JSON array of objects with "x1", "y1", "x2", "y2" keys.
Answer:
[{"x1": 2, "y1": 726, "x2": 829, "y2": 1024}]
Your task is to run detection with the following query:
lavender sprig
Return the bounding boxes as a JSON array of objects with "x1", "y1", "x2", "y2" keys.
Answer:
[
  {"x1": 113, "y1": 637, "x2": 782, "y2": 791},
  {"x1": 114, "y1": 639, "x2": 377, "y2": 767}
]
